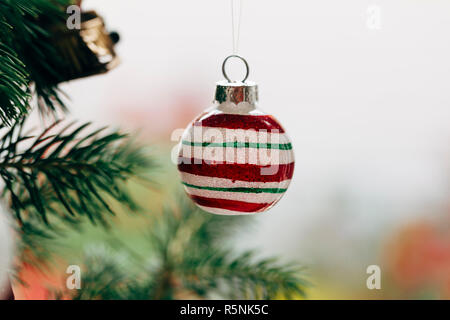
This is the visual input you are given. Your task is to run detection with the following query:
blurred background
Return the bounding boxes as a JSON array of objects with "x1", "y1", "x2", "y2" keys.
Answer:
[{"x1": 16, "y1": 0, "x2": 450, "y2": 299}]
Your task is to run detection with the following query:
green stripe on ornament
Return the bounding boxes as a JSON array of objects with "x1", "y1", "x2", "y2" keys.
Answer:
[
  {"x1": 182, "y1": 140, "x2": 293, "y2": 150},
  {"x1": 182, "y1": 182, "x2": 287, "y2": 194}
]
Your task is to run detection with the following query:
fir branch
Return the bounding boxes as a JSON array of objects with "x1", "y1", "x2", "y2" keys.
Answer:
[
  {"x1": 177, "y1": 250, "x2": 308, "y2": 300},
  {"x1": 0, "y1": 43, "x2": 29, "y2": 125},
  {"x1": 150, "y1": 199, "x2": 309, "y2": 300},
  {"x1": 0, "y1": 119, "x2": 153, "y2": 226},
  {"x1": 0, "y1": 0, "x2": 74, "y2": 124},
  {"x1": 58, "y1": 198, "x2": 309, "y2": 300}
]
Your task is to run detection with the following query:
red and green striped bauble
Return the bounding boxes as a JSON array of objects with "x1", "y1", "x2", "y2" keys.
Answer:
[{"x1": 177, "y1": 106, "x2": 294, "y2": 215}]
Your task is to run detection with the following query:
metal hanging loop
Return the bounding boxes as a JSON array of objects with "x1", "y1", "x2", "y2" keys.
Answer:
[{"x1": 222, "y1": 55, "x2": 250, "y2": 83}]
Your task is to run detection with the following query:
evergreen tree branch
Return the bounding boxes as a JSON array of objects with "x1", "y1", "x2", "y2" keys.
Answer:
[
  {"x1": 52, "y1": 197, "x2": 309, "y2": 300},
  {"x1": 177, "y1": 249, "x2": 308, "y2": 300},
  {"x1": 0, "y1": 119, "x2": 154, "y2": 227},
  {"x1": 0, "y1": 0, "x2": 74, "y2": 124},
  {"x1": 0, "y1": 43, "x2": 29, "y2": 124},
  {"x1": 148, "y1": 198, "x2": 309, "y2": 300}
]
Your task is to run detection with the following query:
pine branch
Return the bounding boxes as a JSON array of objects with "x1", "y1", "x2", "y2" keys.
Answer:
[
  {"x1": 178, "y1": 250, "x2": 308, "y2": 300},
  {"x1": 61, "y1": 197, "x2": 309, "y2": 300},
  {"x1": 0, "y1": 119, "x2": 153, "y2": 227},
  {"x1": 0, "y1": 43, "x2": 29, "y2": 125},
  {"x1": 67, "y1": 246, "x2": 133, "y2": 300},
  {"x1": 151, "y1": 199, "x2": 309, "y2": 300},
  {"x1": 0, "y1": 0, "x2": 73, "y2": 124}
]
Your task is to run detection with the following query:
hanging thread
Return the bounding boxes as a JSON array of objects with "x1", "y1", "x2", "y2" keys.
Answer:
[{"x1": 231, "y1": 0, "x2": 243, "y2": 54}]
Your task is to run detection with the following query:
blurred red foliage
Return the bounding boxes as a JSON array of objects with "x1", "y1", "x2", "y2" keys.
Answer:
[{"x1": 385, "y1": 211, "x2": 450, "y2": 298}]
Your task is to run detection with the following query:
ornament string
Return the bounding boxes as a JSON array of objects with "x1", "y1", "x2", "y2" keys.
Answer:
[{"x1": 231, "y1": 0, "x2": 243, "y2": 54}]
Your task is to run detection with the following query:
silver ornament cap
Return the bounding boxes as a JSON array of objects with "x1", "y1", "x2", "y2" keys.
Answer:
[
  {"x1": 215, "y1": 80, "x2": 258, "y2": 105},
  {"x1": 214, "y1": 55, "x2": 258, "y2": 105}
]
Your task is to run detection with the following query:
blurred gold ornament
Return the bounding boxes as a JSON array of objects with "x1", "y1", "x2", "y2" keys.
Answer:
[{"x1": 48, "y1": 10, "x2": 120, "y2": 82}]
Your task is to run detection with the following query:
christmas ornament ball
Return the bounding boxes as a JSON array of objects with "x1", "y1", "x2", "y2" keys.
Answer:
[{"x1": 177, "y1": 80, "x2": 295, "y2": 215}]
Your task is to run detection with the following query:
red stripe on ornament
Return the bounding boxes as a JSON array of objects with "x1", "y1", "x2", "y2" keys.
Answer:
[
  {"x1": 178, "y1": 158, "x2": 295, "y2": 182},
  {"x1": 189, "y1": 195, "x2": 271, "y2": 213},
  {"x1": 193, "y1": 114, "x2": 285, "y2": 133}
]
